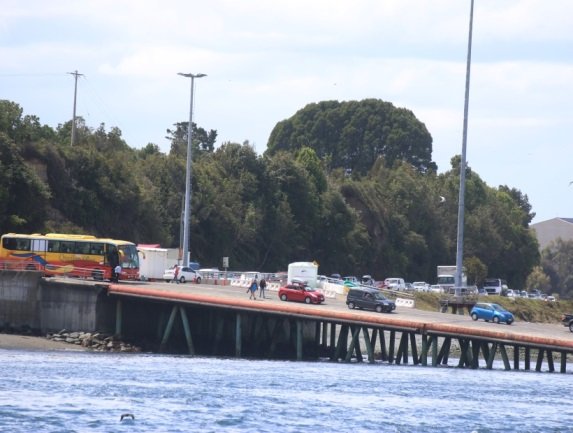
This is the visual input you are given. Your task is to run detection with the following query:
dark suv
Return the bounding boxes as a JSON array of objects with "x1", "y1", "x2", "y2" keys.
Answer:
[{"x1": 346, "y1": 288, "x2": 396, "y2": 313}]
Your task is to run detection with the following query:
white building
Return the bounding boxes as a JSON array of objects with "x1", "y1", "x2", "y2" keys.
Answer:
[{"x1": 531, "y1": 217, "x2": 573, "y2": 250}]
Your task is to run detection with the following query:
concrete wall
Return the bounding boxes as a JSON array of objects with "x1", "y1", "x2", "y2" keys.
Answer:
[
  {"x1": 0, "y1": 271, "x2": 115, "y2": 334},
  {"x1": 0, "y1": 270, "x2": 43, "y2": 330}
]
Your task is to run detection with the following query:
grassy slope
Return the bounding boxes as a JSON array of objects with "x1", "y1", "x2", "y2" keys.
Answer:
[{"x1": 413, "y1": 292, "x2": 572, "y2": 324}]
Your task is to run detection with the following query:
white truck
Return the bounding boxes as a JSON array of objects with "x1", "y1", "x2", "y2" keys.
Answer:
[
  {"x1": 287, "y1": 262, "x2": 318, "y2": 288},
  {"x1": 138, "y1": 247, "x2": 181, "y2": 281},
  {"x1": 437, "y1": 265, "x2": 467, "y2": 291}
]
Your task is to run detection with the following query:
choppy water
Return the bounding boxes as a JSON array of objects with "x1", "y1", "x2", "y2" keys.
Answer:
[{"x1": 0, "y1": 349, "x2": 572, "y2": 433}]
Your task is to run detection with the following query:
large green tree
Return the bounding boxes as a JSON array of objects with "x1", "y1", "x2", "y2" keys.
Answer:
[{"x1": 266, "y1": 99, "x2": 437, "y2": 174}]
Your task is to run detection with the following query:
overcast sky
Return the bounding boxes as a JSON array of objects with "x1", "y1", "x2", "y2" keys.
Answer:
[{"x1": 2, "y1": 0, "x2": 572, "y2": 224}]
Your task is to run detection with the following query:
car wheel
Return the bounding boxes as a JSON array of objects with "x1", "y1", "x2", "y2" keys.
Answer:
[
  {"x1": 569, "y1": 322, "x2": 573, "y2": 333},
  {"x1": 507, "y1": 319, "x2": 513, "y2": 325},
  {"x1": 376, "y1": 305, "x2": 383, "y2": 313},
  {"x1": 493, "y1": 316, "x2": 500, "y2": 324},
  {"x1": 347, "y1": 302, "x2": 355, "y2": 309},
  {"x1": 179, "y1": 276, "x2": 186, "y2": 283},
  {"x1": 164, "y1": 279, "x2": 170, "y2": 283},
  {"x1": 196, "y1": 277, "x2": 201, "y2": 284},
  {"x1": 280, "y1": 294, "x2": 287, "y2": 301},
  {"x1": 471, "y1": 313, "x2": 478, "y2": 321},
  {"x1": 304, "y1": 297, "x2": 311, "y2": 304}
]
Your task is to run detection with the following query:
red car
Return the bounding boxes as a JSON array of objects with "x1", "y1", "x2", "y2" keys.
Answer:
[{"x1": 278, "y1": 280, "x2": 325, "y2": 304}]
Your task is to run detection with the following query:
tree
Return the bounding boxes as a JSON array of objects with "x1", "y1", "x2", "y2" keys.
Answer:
[
  {"x1": 0, "y1": 135, "x2": 51, "y2": 234},
  {"x1": 542, "y1": 239, "x2": 573, "y2": 298},
  {"x1": 525, "y1": 266, "x2": 551, "y2": 293},
  {"x1": 166, "y1": 122, "x2": 217, "y2": 158},
  {"x1": 266, "y1": 99, "x2": 436, "y2": 174},
  {"x1": 464, "y1": 256, "x2": 487, "y2": 286}
]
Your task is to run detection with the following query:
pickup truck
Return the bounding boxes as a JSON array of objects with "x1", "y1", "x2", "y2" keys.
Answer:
[{"x1": 561, "y1": 314, "x2": 573, "y2": 332}]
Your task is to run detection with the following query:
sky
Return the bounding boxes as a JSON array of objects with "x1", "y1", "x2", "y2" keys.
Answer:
[{"x1": 1, "y1": 0, "x2": 572, "y2": 224}]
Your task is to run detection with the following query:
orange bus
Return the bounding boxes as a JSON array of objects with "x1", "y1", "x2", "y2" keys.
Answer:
[{"x1": 0, "y1": 233, "x2": 139, "y2": 281}]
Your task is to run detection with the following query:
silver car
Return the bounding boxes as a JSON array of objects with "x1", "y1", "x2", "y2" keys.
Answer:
[{"x1": 163, "y1": 266, "x2": 202, "y2": 284}]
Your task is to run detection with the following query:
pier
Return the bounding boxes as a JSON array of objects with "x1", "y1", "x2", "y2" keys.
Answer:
[
  {"x1": 1, "y1": 271, "x2": 572, "y2": 373},
  {"x1": 108, "y1": 282, "x2": 573, "y2": 373}
]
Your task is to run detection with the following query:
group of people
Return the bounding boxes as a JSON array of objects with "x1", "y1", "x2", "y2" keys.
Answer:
[{"x1": 247, "y1": 276, "x2": 267, "y2": 300}]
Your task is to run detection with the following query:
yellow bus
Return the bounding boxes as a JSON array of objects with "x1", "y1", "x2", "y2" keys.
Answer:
[{"x1": 0, "y1": 233, "x2": 139, "y2": 281}]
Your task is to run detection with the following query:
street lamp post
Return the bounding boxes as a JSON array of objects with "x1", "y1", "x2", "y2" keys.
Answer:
[
  {"x1": 178, "y1": 72, "x2": 206, "y2": 267},
  {"x1": 455, "y1": 0, "x2": 474, "y2": 294}
]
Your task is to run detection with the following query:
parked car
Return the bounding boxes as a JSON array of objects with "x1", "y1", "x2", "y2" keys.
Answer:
[
  {"x1": 346, "y1": 287, "x2": 396, "y2": 313},
  {"x1": 384, "y1": 278, "x2": 406, "y2": 291},
  {"x1": 361, "y1": 275, "x2": 375, "y2": 286},
  {"x1": 470, "y1": 303, "x2": 514, "y2": 325},
  {"x1": 343, "y1": 276, "x2": 360, "y2": 287},
  {"x1": 429, "y1": 285, "x2": 443, "y2": 293},
  {"x1": 278, "y1": 279, "x2": 325, "y2": 304},
  {"x1": 412, "y1": 281, "x2": 430, "y2": 292},
  {"x1": 477, "y1": 287, "x2": 488, "y2": 296},
  {"x1": 163, "y1": 266, "x2": 202, "y2": 284},
  {"x1": 561, "y1": 313, "x2": 573, "y2": 332}
]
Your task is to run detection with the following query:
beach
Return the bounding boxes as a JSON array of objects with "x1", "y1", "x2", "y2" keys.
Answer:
[{"x1": 0, "y1": 333, "x2": 87, "y2": 352}]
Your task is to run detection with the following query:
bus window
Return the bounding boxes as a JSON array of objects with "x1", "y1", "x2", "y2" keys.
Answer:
[
  {"x1": 2, "y1": 237, "x2": 31, "y2": 251},
  {"x1": 89, "y1": 243, "x2": 104, "y2": 255},
  {"x1": 60, "y1": 241, "x2": 74, "y2": 253},
  {"x1": 48, "y1": 240, "x2": 59, "y2": 253},
  {"x1": 75, "y1": 242, "x2": 91, "y2": 255},
  {"x1": 119, "y1": 245, "x2": 139, "y2": 269}
]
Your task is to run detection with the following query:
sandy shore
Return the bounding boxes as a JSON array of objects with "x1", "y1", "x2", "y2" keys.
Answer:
[{"x1": 0, "y1": 333, "x2": 88, "y2": 352}]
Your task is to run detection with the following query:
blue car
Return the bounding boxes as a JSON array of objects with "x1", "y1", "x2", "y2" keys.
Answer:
[{"x1": 470, "y1": 303, "x2": 514, "y2": 325}]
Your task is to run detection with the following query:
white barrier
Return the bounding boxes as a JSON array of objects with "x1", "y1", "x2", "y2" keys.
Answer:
[
  {"x1": 395, "y1": 297, "x2": 415, "y2": 308},
  {"x1": 321, "y1": 281, "x2": 346, "y2": 295},
  {"x1": 318, "y1": 288, "x2": 337, "y2": 299}
]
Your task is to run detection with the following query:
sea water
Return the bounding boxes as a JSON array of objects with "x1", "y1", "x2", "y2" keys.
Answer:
[{"x1": 0, "y1": 349, "x2": 571, "y2": 433}]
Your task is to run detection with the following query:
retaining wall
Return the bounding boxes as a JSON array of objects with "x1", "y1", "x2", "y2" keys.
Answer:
[{"x1": 0, "y1": 271, "x2": 115, "y2": 334}]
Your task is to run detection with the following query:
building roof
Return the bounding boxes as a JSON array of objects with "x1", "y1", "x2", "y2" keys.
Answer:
[{"x1": 531, "y1": 217, "x2": 573, "y2": 250}]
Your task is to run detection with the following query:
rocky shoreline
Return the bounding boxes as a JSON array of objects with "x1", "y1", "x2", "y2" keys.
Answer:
[
  {"x1": 46, "y1": 330, "x2": 142, "y2": 352},
  {"x1": 0, "y1": 329, "x2": 141, "y2": 353}
]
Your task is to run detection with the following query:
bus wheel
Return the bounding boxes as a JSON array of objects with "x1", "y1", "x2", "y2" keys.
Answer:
[{"x1": 92, "y1": 270, "x2": 104, "y2": 281}]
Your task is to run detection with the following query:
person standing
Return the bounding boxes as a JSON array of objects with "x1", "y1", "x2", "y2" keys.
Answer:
[
  {"x1": 172, "y1": 265, "x2": 180, "y2": 284},
  {"x1": 259, "y1": 277, "x2": 267, "y2": 299},
  {"x1": 113, "y1": 264, "x2": 122, "y2": 283},
  {"x1": 249, "y1": 277, "x2": 258, "y2": 300}
]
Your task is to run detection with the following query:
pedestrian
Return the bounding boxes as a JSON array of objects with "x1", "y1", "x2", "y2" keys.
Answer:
[
  {"x1": 172, "y1": 265, "x2": 180, "y2": 284},
  {"x1": 113, "y1": 264, "x2": 122, "y2": 283},
  {"x1": 259, "y1": 277, "x2": 267, "y2": 299},
  {"x1": 249, "y1": 277, "x2": 258, "y2": 300}
]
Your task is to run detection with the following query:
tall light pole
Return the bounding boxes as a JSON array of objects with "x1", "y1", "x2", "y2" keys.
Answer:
[
  {"x1": 455, "y1": 0, "x2": 474, "y2": 293},
  {"x1": 178, "y1": 72, "x2": 206, "y2": 267}
]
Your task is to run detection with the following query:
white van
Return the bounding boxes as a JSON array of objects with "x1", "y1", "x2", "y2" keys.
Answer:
[{"x1": 384, "y1": 277, "x2": 406, "y2": 291}]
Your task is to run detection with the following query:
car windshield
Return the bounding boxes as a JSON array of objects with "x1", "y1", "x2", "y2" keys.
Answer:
[
  {"x1": 303, "y1": 286, "x2": 316, "y2": 292},
  {"x1": 373, "y1": 292, "x2": 388, "y2": 300},
  {"x1": 491, "y1": 304, "x2": 507, "y2": 312}
]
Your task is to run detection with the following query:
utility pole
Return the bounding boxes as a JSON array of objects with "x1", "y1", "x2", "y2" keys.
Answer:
[{"x1": 68, "y1": 70, "x2": 83, "y2": 146}]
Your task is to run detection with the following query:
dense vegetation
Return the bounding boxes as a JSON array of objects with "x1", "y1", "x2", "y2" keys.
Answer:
[{"x1": 1, "y1": 99, "x2": 570, "y2": 297}]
